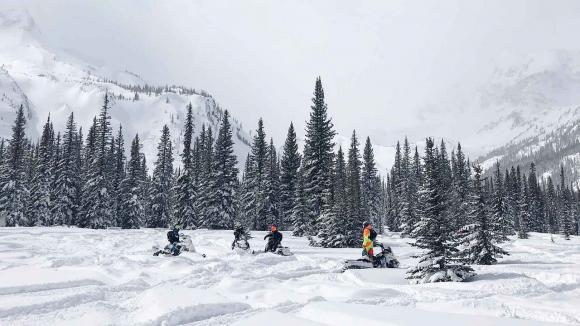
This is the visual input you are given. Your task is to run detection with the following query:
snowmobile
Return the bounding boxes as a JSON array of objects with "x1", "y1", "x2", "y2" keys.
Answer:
[
  {"x1": 263, "y1": 240, "x2": 293, "y2": 256},
  {"x1": 342, "y1": 243, "x2": 399, "y2": 271},
  {"x1": 232, "y1": 238, "x2": 252, "y2": 254},
  {"x1": 153, "y1": 234, "x2": 205, "y2": 257},
  {"x1": 271, "y1": 246, "x2": 293, "y2": 256}
]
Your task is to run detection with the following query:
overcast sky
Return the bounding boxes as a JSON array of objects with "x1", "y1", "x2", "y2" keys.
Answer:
[{"x1": 2, "y1": 0, "x2": 580, "y2": 147}]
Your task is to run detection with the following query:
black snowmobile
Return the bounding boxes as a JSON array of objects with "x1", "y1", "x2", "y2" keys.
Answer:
[
  {"x1": 232, "y1": 225, "x2": 252, "y2": 254},
  {"x1": 342, "y1": 243, "x2": 399, "y2": 271},
  {"x1": 153, "y1": 234, "x2": 195, "y2": 256},
  {"x1": 153, "y1": 228, "x2": 205, "y2": 257}
]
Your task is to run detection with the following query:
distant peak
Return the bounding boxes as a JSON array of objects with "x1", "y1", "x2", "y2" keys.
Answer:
[{"x1": 0, "y1": 9, "x2": 40, "y2": 35}]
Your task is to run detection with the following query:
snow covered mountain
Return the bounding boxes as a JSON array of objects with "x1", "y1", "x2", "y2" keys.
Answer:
[
  {"x1": 474, "y1": 51, "x2": 580, "y2": 183},
  {"x1": 0, "y1": 9, "x2": 251, "y2": 169}
]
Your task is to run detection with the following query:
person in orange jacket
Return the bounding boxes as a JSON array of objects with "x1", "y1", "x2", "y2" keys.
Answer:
[
  {"x1": 264, "y1": 224, "x2": 283, "y2": 252},
  {"x1": 362, "y1": 221, "x2": 377, "y2": 260}
]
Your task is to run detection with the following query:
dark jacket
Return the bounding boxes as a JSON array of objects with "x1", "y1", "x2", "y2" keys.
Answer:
[
  {"x1": 369, "y1": 228, "x2": 377, "y2": 242},
  {"x1": 233, "y1": 227, "x2": 245, "y2": 241},
  {"x1": 167, "y1": 229, "x2": 180, "y2": 244},
  {"x1": 264, "y1": 230, "x2": 283, "y2": 252},
  {"x1": 264, "y1": 230, "x2": 283, "y2": 243}
]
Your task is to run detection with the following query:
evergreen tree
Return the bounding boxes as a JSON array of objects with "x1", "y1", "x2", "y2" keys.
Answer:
[
  {"x1": 449, "y1": 143, "x2": 471, "y2": 233},
  {"x1": 263, "y1": 139, "x2": 280, "y2": 227},
  {"x1": 390, "y1": 141, "x2": 402, "y2": 231},
  {"x1": 397, "y1": 138, "x2": 412, "y2": 233},
  {"x1": 527, "y1": 163, "x2": 543, "y2": 232},
  {"x1": 118, "y1": 134, "x2": 144, "y2": 228},
  {"x1": 459, "y1": 165, "x2": 509, "y2": 265},
  {"x1": 52, "y1": 113, "x2": 81, "y2": 225},
  {"x1": 545, "y1": 176, "x2": 558, "y2": 236},
  {"x1": 560, "y1": 165, "x2": 573, "y2": 239},
  {"x1": 243, "y1": 119, "x2": 268, "y2": 230},
  {"x1": 198, "y1": 126, "x2": 214, "y2": 227},
  {"x1": 345, "y1": 130, "x2": 362, "y2": 246},
  {"x1": 407, "y1": 138, "x2": 474, "y2": 283},
  {"x1": 314, "y1": 146, "x2": 348, "y2": 247},
  {"x1": 112, "y1": 125, "x2": 126, "y2": 226},
  {"x1": 30, "y1": 116, "x2": 54, "y2": 226},
  {"x1": 174, "y1": 103, "x2": 197, "y2": 228},
  {"x1": 291, "y1": 169, "x2": 309, "y2": 236},
  {"x1": 80, "y1": 94, "x2": 114, "y2": 228},
  {"x1": 206, "y1": 111, "x2": 238, "y2": 229},
  {"x1": 302, "y1": 77, "x2": 336, "y2": 234},
  {"x1": 517, "y1": 171, "x2": 530, "y2": 239},
  {"x1": 491, "y1": 162, "x2": 513, "y2": 236},
  {"x1": 1, "y1": 105, "x2": 30, "y2": 226},
  {"x1": 280, "y1": 122, "x2": 301, "y2": 227},
  {"x1": 149, "y1": 125, "x2": 174, "y2": 228},
  {"x1": 361, "y1": 137, "x2": 380, "y2": 231}
]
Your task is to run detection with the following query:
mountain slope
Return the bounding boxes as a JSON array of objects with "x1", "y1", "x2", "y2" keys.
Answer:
[
  {"x1": 473, "y1": 51, "x2": 580, "y2": 183},
  {"x1": 0, "y1": 9, "x2": 251, "y2": 169}
]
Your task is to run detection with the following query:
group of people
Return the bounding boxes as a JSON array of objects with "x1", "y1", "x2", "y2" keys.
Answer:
[{"x1": 159, "y1": 221, "x2": 378, "y2": 260}]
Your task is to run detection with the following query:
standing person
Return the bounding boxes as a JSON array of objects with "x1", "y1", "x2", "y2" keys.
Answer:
[
  {"x1": 362, "y1": 221, "x2": 377, "y2": 260},
  {"x1": 264, "y1": 224, "x2": 283, "y2": 252}
]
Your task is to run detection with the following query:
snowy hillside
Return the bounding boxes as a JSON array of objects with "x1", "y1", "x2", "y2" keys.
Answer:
[
  {"x1": 329, "y1": 51, "x2": 580, "y2": 176},
  {"x1": 0, "y1": 9, "x2": 251, "y2": 169},
  {"x1": 471, "y1": 51, "x2": 580, "y2": 181},
  {"x1": 0, "y1": 227, "x2": 578, "y2": 325}
]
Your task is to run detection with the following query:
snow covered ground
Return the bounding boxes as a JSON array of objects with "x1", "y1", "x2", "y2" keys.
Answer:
[{"x1": 0, "y1": 228, "x2": 578, "y2": 325}]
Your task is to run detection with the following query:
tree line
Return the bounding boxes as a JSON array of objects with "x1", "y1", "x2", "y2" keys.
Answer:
[
  {"x1": 384, "y1": 137, "x2": 579, "y2": 282},
  {"x1": 0, "y1": 78, "x2": 382, "y2": 239},
  {"x1": 0, "y1": 77, "x2": 578, "y2": 283}
]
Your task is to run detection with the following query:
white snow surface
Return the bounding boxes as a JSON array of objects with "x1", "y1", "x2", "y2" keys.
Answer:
[{"x1": 0, "y1": 228, "x2": 578, "y2": 325}]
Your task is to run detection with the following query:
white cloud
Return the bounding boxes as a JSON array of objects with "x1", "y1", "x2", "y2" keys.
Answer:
[{"x1": 2, "y1": 0, "x2": 580, "y2": 148}]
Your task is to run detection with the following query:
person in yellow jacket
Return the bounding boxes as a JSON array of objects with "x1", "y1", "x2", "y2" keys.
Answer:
[{"x1": 362, "y1": 221, "x2": 377, "y2": 260}]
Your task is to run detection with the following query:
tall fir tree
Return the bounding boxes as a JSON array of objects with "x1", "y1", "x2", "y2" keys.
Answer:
[
  {"x1": 545, "y1": 176, "x2": 558, "y2": 236},
  {"x1": 205, "y1": 110, "x2": 238, "y2": 229},
  {"x1": 344, "y1": 130, "x2": 362, "y2": 246},
  {"x1": 243, "y1": 119, "x2": 268, "y2": 230},
  {"x1": 527, "y1": 163, "x2": 543, "y2": 232},
  {"x1": 118, "y1": 134, "x2": 145, "y2": 228},
  {"x1": 149, "y1": 125, "x2": 174, "y2": 228},
  {"x1": 407, "y1": 138, "x2": 474, "y2": 283},
  {"x1": 559, "y1": 165, "x2": 573, "y2": 240},
  {"x1": 198, "y1": 126, "x2": 214, "y2": 227},
  {"x1": 314, "y1": 146, "x2": 349, "y2": 247},
  {"x1": 80, "y1": 94, "x2": 114, "y2": 228},
  {"x1": 112, "y1": 125, "x2": 126, "y2": 226},
  {"x1": 517, "y1": 171, "x2": 530, "y2": 239},
  {"x1": 491, "y1": 162, "x2": 513, "y2": 236},
  {"x1": 280, "y1": 122, "x2": 301, "y2": 228},
  {"x1": 30, "y1": 116, "x2": 54, "y2": 226},
  {"x1": 174, "y1": 103, "x2": 197, "y2": 228},
  {"x1": 449, "y1": 143, "x2": 471, "y2": 234},
  {"x1": 263, "y1": 139, "x2": 281, "y2": 227},
  {"x1": 1, "y1": 105, "x2": 30, "y2": 226},
  {"x1": 301, "y1": 77, "x2": 336, "y2": 235},
  {"x1": 291, "y1": 168, "x2": 309, "y2": 236},
  {"x1": 459, "y1": 165, "x2": 509, "y2": 265},
  {"x1": 390, "y1": 141, "x2": 402, "y2": 231},
  {"x1": 361, "y1": 137, "x2": 380, "y2": 231}
]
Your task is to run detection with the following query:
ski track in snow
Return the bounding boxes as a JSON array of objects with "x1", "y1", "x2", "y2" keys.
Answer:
[{"x1": 0, "y1": 228, "x2": 578, "y2": 325}]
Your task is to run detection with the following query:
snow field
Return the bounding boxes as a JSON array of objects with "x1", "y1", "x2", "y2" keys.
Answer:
[{"x1": 0, "y1": 227, "x2": 578, "y2": 325}]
